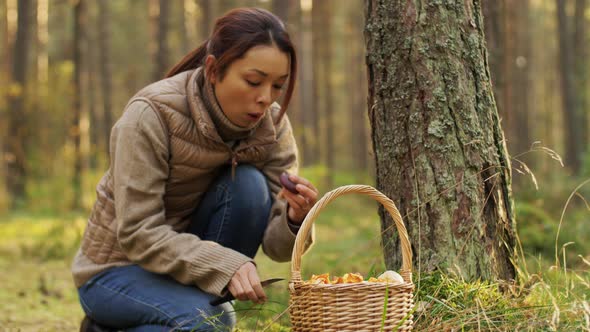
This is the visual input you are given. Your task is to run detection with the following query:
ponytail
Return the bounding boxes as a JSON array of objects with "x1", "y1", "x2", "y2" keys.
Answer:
[{"x1": 165, "y1": 40, "x2": 208, "y2": 78}]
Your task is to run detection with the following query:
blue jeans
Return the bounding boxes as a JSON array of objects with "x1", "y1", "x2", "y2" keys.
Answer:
[{"x1": 78, "y1": 165, "x2": 272, "y2": 331}]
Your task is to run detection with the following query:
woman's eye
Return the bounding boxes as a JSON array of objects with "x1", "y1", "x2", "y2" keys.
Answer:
[
  {"x1": 246, "y1": 80, "x2": 260, "y2": 87},
  {"x1": 273, "y1": 84, "x2": 284, "y2": 90}
]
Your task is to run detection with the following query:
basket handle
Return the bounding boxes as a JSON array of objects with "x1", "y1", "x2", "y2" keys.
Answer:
[{"x1": 290, "y1": 185, "x2": 413, "y2": 284}]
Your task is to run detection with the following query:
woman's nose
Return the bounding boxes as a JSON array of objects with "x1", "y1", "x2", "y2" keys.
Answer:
[{"x1": 256, "y1": 86, "x2": 272, "y2": 106}]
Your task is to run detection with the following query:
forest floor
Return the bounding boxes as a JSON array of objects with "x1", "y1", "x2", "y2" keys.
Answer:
[{"x1": 1, "y1": 173, "x2": 590, "y2": 331}]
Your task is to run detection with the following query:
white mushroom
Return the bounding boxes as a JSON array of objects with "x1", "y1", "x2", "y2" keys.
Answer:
[{"x1": 378, "y1": 270, "x2": 404, "y2": 284}]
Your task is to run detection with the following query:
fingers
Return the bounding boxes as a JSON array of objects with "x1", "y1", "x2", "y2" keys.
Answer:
[
  {"x1": 229, "y1": 262, "x2": 267, "y2": 304},
  {"x1": 282, "y1": 188, "x2": 306, "y2": 210},
  {"x1": 289, "y1": 174, "x2": 319, "y2": 195},
  {"x1": 248, "y1": 268, "x2": 267, "y2": 303},
  {"x1": 282, "y1": 176, "x2": 318, "y2": 210}
]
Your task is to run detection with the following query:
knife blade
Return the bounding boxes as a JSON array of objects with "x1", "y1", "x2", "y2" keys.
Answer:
[{"x1": 210, "y1": 278, "x2": 285, "y2": 306}]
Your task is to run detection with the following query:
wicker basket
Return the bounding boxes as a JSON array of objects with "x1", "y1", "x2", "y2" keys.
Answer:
[{"x1": 288, "y1": 185, "x2": 414, "y2": 331}]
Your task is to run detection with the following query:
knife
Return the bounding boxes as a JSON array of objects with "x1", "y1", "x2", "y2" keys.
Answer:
[{"x1": 210, "y1": 278, "x2": 285, "y2": 306}]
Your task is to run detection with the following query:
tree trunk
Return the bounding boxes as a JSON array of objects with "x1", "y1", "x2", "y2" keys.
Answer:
[
  {"x1": 349, "y1": 2, "x2": 368, "y2": 172},
  {"x1": 320, "y1": 0, "x2": 334, "y2": 187},
  {"x1": 28, "y1": 0, "x2": 37, "y2": 102},
  {"x1": 1, "y1": 0, "x2": 7, "y2": 77},
  {"x1": 98, "y1": 0, "x2": 112, "y2": 157},
  {"x1": 36, "y1": 0, "x2": 48, "y2": 101},
  {"x1": 309, "y1": 0, "x2": 322, "y2": 165},
  {"x1": 72, "y1": 0, "x2": 85, "y2": 210},
  {"x1": 556, "y1": 0, "x2": 583, "y2": 173},
  {"x1": 86, "y1": 2, "x2": 98, "y2": 169},
  {"x1": 365, "y1": 0, "x2": 516, "y2": 281},
  {"x1": 573, "y1": 0, "x2": 588, "y2": 158},
  {"x1": 153, "y1": 0, "x2": 169, "y2": 81},
  {"x1": 512, "y1": 0, "x2": 532, "y2": 158},
  {"x1": 4, "y1": 0, "x2": 32, "y2": 206},
  {"x1": 300, "y1": 1, "x2": 313, "y2": 166},
  {"x1": 272, "y1": 0, "x2": 289, "y2": 22},
  {"x1": 178, "y1": 0, "x2": 189, "y2": 54},
  {"x1": 484, "y1": 1, "x2": 532, "y2": 164},
  {"x1": 198, "y1": 0, "x2": 211, "y2": 39}
]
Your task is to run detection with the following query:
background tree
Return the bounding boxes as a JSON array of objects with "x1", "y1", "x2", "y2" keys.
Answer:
[
  {"x1": 4, "y1": 0, "x2": 32, "y2": 207},
  {"x1": 71, "y1": 0, "x2": 85, "y2": 210},
  {"x1": 153, "y1": 0, "x2": 169, "y2": 81},
  {"x1": 556, "y1": 0, "x2": 587, "y2": 174},
  {"x1": 98, "y1": 0, "x2": 112, "y2": 157},
  {"x1": 348, "y1": 3, "x2": 368, "y2": 172},
  {"x1": 365, "y1": 0, "x2": 516, "y2": 281},
  {"x1": 298, "y1": 0, "x2": 314, "y2": 166},
  {"x1": 483, "y1": 0, "x2": 533, "y2": 183}
]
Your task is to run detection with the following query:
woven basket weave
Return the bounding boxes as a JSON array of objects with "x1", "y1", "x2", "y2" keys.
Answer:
[{"x1": 288, "y1": 185, "x2": 414, "y2": 331}]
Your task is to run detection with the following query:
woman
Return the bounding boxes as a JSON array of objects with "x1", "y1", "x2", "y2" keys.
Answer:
[{"x1": 73, "y1": 8, "x2": 316, "y2": 331}]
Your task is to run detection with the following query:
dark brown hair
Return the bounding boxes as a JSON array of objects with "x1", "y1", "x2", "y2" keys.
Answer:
[{"x1": 166, "y1": 7, "x2": 297, "y2": 123}]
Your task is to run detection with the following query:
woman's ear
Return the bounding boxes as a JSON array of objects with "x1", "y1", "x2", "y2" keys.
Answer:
[{"x1": 205, "y1": 55, "x2": 217, "y2": 84}]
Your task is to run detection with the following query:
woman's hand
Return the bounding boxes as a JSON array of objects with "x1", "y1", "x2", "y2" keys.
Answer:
[
  {"x1": 281, "y1": 174, "x2": 319, "y2": 224},
  {"x1": 228, "y1": 262, "x2": 266, "y2": 304}
]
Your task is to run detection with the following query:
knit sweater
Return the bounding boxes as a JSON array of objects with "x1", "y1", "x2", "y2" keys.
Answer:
[{"x1": 71, "y1": 68, "x2": 314, "y2": 296}]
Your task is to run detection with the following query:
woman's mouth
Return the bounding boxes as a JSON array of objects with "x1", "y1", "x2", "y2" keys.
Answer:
[{"x1": 247, "y1": 113, "x2": 263, "y2": 121}]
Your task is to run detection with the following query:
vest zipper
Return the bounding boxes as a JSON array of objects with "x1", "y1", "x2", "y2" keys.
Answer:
[{"x1": 230, "y1": 152, "x2": 238, "y2": 180}]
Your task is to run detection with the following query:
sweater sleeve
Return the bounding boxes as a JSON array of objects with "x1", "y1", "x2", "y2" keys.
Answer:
[
  {"x1": 260, "y1": 111, "x2": 315, "y2": 262},
  {"x1": 112, "y1": 101, "x2": 252, "y2": 296}
]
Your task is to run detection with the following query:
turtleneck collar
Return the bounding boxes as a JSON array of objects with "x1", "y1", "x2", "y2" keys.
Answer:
[{"x1": 196, "y1": 68, "x2": 260, "y2": 143}]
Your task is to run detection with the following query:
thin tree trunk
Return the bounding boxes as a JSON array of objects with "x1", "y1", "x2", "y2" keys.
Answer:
[
  {"x1": 365, "y1": 0, "x2": 516, "y2": 281},
  {"x1": 198, "y1": 0, "x2": 211, "y2": 39},
  {"x1": 300, "y1": 1, "x2": 313, "y2": 166},
  {"x1": 178, "y1": 0, "x2": 188, "y2": 54},
  {"x1": 573, "y1": 0, "x2": 588, "y2": 157},
  {"x1": 86, "y1": 2, "x2": 97, "y2": 169},
  {"x1": 513, "y1": 0, "x2": 532, "y2": 157},
  {"x1": 153, "y1": 0, "x2": 169, "y2": 81},
  {"x1": 36, "y1": 0, "x2": 47, "y2": 99},
  {"x1": 556, "y1": 0, "x2": 582, "y2": 173},
  {"x1": 272, "y1": 0, "x2": 289, "y2": 22},
  {"x1": 28, "y1": 0, "x2": 36, "y2": 91},
  {"x1": 5, "y1": 0, "x2": 32, "y2": 206},
  {"x1": 276, "y1": 0, "x2": 306, "y2": 153},
  {"x1": 0, "y1": 0, "x2": 7, "y2": 201},
  {"x1": 72, "y1": 0, "x2": 85, "y2": 210},
  {"x1": 320, "y1": 0, "x2": 333, "y2": 187},
  {"x1": 310, "y1": 0, "x2": 322, "y2": 165},
  {"x1": 98, "y1": 0, "x2": 112, "y2": 158},
  {"x1": 349, "y1": 3, "x2": 368, "y2": 172},
  {"x1": 1, "y1": 0, "x2": 7, "y2": 77}
]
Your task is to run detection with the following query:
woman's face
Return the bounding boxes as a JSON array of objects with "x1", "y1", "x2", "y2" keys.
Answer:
[{"x1": 208, "y1": 45, "x2": 290, "y2": 127}]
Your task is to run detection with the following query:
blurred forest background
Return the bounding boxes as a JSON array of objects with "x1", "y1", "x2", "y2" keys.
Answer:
[
  {"x1": 1, "y1": 0, "x2": 588, "y2": 250},
  {"x1": 0, "y1": 0, "x2": 589, "y2": 330}
]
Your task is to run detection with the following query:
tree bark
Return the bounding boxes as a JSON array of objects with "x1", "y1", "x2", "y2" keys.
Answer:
[
  {"x1": 98, "y1": 0, "x2": 112, "y2": 157},
  {"x1": 4, "y1": 0, "x2": 32, "y2": 206},
  {"x1": 365, "y1": 0, "x2": 516, "y2": 281}
]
